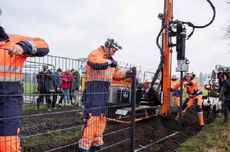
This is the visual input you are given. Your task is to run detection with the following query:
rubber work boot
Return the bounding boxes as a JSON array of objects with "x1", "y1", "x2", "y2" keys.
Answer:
[
  {"x1": 78, "y1": 148, "x2": 90, "y2": 152},
  {"x1": 91, "y1": 146, "x2": 101, "y2": 151},
  {"x1": 198, "y1": 112, "x2": 205, "y2": 127}
]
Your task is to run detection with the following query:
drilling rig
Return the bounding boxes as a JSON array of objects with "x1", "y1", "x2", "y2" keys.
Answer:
[
  {"x1": 147, "y1": 0, "x2": 216, "y2": 117},
  {"x1": 107, "y1": 0, "x2": 216, "y2": 123}
]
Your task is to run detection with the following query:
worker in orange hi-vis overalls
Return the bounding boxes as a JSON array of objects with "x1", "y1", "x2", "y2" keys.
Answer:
[
  {"x1": 0, "y1": 24, "x2": 49, "y2": 151},
  {"x1": 112, "y1": 68, "x2": 132, "y2": 88},
  {"x1": 175, "y1": 72, "x2": 205, "y2": 127},
  {"x1": 78, "y1": 38, "x2": 124, "y2": 152},
  {"x1": 171, "y1": 75, "x2": 181, "y2": 107}
]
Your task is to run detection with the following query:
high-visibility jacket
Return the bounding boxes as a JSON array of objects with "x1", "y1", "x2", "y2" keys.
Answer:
[
  {"x1": 0, "y1": 34, "x2": 49, "y2": 82},
  {"x1": 112, "y1": 70, "x2": 132, "y2": 88},
  {"x1": 83, "y1": 46, "x2": 123, "y2": 116},
  {"x1": 171, "y1": 79, "x2": 181, "y2": 90},
  {"x1": 185, "y1": 77, "x2": 202, "y2": 98},
  {"x1": 86, "y1": 46, "x2": 116, "y2": 82},
  {"x1": 0, "y1": 33, "x2": 49, "y2": 152},
  {"x1": 179, "y1": 77, "x2": 204, "y2": 126},
  {"x1": 171, "y1": 79, "x2": 181, "y2": 96}
]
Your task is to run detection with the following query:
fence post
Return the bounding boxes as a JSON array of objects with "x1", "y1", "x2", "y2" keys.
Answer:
[
  {"x1": 178, "y1": 71, "x2": 184, "y2": 131},
  {"x1": 130, "y1": 67, "x2": 136, "y2": 152}
]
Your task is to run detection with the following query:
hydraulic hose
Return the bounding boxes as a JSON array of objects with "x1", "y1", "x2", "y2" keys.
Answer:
[
  {"x1": 150, "y1": 0, "x2": 216, "y2": 91},
  {"x1": 150, "y1": 27, "x2": 164, "y2": 89},
  {"x1": 190, "y1": 0, "x2": 216, "y2": 29},
  {"x1": 183, "y1": 0, "x2": 216, "y2": 39}
]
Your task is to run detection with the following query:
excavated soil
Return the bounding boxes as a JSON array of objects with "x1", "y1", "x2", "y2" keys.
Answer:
[
  {"x1": 22, "y1": 105, "x2": 216, "y2": 152},
  {"x1": 100, "y1": 106, "x2": 216, "y2": 152}
]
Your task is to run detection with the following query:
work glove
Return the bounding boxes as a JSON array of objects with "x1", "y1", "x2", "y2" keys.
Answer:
[
  {"x1": 108, "y1": 59, "x2": 117, "y2": 67},
  {"x1": 125, "y1": 70, "x2": 132, "y2": 78},
  {"x1": 111, "y1": 60, "x2": 117, "y2": 67},
  {"x1": 8, "y1": 44, "x2": 23, "y2": 57}
]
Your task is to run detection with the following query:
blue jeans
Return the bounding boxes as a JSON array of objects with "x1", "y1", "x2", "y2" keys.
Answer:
[{"x1": 62, "y1": 88, "x2": 70, "y2": 103}]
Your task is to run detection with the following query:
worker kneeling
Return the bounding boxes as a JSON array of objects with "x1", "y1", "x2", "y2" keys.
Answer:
[{"x1": 175, "y1": 72, "x2": 205, "y2": 127}]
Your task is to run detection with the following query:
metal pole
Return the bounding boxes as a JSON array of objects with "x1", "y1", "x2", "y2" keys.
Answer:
[
  {"x1": 134, "y1": 132, "x2": 178, "y2": 152},
  {"x1": 130, "y1": 67, "x2": 136, "y2": 152},
  {"x1": 178, "y1": 71, "x2": 183, "y2": 131}
]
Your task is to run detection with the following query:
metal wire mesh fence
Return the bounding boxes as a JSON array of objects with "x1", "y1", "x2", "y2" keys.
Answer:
[{"x1": 0, "y1": 54, "x2": 157, "y2": 152}]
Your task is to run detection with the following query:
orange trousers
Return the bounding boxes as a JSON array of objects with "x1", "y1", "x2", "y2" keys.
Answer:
[
  {"x1": 172, "y1": 95, "x2": 180, "y2": 107},
  {"x1": 0, "y1": 136, "x2": 20, "y2": 152},
  {"x1": 180, "y1": 95, "x2": 204, "y2": 126},
  {"x1": 79, "y1": 115, "x2": 106, "y2": 151}
]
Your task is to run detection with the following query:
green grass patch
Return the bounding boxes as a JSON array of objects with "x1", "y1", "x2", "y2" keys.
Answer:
[
  {"x1": 178, "y1": 117, "x2": 230, "y2": 152},
  {"x1": 22, "y1": 128, "x2": 81, "y2": 149},
  {"x1": 23, "y1": 103, "x2": 47, "y2": 112},
  {"x1": 202, "y1": 89, "x2": 208, "y2": 96},
  {"x1": 23, "y1": 82, "x2": 36, "y2": 94}
]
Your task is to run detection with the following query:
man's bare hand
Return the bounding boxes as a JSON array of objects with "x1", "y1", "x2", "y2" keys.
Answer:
[
  {"x1": 183, "y1": 81, "x2": 189, "y2": 87},
  {"x1": 8, "y1": 45, "x2": 23, "y2": 57}
]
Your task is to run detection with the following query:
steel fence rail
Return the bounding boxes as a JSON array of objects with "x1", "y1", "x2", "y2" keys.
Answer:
[
  {"x1": 44, "y1": 127, "x2": 131, "y2": 152},
  {"x1": 0, "y1": 54, "x2": 158, "y2": 151}
]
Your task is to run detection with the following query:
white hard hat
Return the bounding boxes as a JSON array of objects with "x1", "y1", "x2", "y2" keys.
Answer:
[
  {"x1": 185, "y1": 71, "x2": 195, "y2": 77},
  {"x1": 171, "y1": 74, "x2": 178, "y2": 80}
]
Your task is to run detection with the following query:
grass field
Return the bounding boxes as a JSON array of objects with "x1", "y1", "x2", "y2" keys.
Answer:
[
  {"x1": 23, "y1": 82, "x2": 36, "y2": 94},
  {"x1": 22, "y1": 103, "x2": 48, "y2": 112},
  {"x1": 202, "y1": 89, "x2": 208, "y2": 96},
  {"x1": 178, "y1": 116, "x2": 230, "y2": 152}
]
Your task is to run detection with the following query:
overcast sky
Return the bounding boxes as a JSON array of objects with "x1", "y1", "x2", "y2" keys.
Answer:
[{"x1": 0, "y1": 0, "x2": 229, "y2": 74}]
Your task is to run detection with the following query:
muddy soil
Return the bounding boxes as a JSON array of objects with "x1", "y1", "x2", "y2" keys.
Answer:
[
  {"x1": 100, "y1": 106, "x2": 216, "y2": 152},
  {"x1": 21, "y1": 105, "x2": 215, "y2": 152}
]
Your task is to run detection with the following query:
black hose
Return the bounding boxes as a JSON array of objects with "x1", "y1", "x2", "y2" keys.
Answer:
[
  {"x1": 183, "y1": 0, "x2": 216, "y2": 29},
  {"x1": 150, "y1": 27, "x2": 164, "y2": 88},
  {"x1": 150, "y1": 0, "x2": 215, "y2": 89},
  {"x1": 186, "y1": 26, "x2": 195, "y2": 40},
  {"x1": 192, "y1": 0, "x2": 216, "y2": 29},
  {"x1": 181, "y1": 0, "x2": 215, "y2": 39}
]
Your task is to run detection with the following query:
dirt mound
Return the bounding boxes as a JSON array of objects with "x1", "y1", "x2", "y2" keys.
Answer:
[
  {"x1": 101, "y1": 106, "x2": 213, "y2": 152},
  {"x1": 22, "y1": 105, "x2": 215, "y2": 152}
]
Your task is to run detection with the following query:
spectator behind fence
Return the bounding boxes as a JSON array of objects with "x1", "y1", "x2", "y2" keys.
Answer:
[
  {"x1": 36, "y1": 65, "x2": 55, "y2": 112},
  {"x1": 52, "y1": 68, "x2": 62, "y2": 109},
  {"x1": 220, "y1": 72, "x2": 230, "y2": 123},
  {"x1": 0, "y1": 25, "x2": 49, "y2": 151},
  {"x1": 70, "y1": 68, "x2": 81, "y2": 106},
  {"x1": 60, "y1": 69, "x2": 72, "y2": 106},
  {"x1": 78, "y1": 38, "x2": 124, "y2": 151}
]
